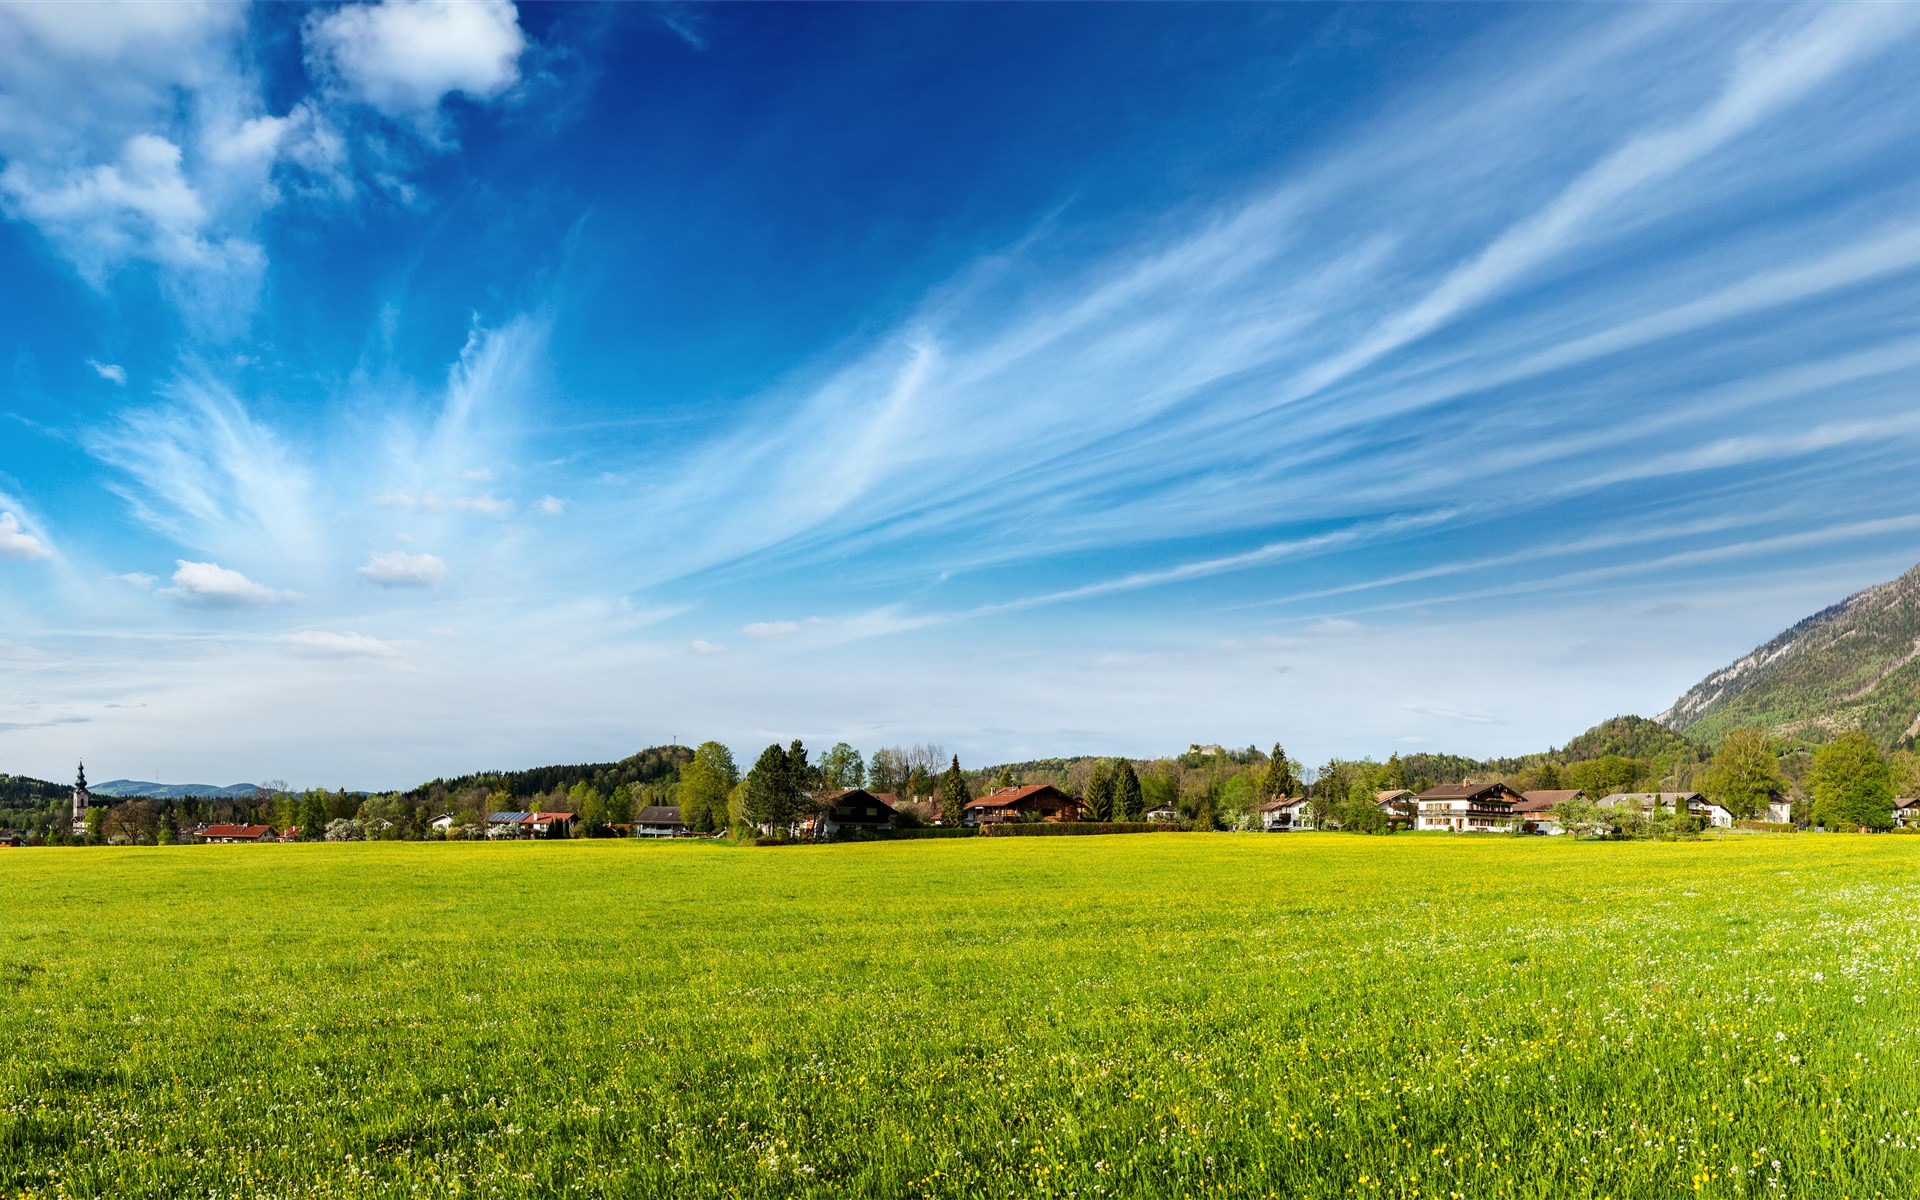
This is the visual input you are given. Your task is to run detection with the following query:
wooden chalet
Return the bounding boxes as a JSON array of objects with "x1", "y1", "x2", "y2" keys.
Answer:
[
  {"x1": 1512, "y1": 789, "x2": 1586, "y2": 835},
  {"x1": 633, "y1": 805, "x2": 686, "y2": 837},
  {"x1": 1413, "y1": 783, "x2": 1522, "y2": 832},
  {"x1": 803, "y1": 789, "x2": 899, "y2": 837},
  {"x1": 963, "y1": 784, "x2": 1080, "y2": 826}
]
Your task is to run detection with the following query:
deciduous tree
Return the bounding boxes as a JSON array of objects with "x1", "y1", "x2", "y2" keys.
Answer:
[
  {"x1": 678, "y1": 742, "x2": 739, "y2": 832},
  {"x1": 1807, "y1": 732, "x2": 1894, "y2": 831},
  {"x1": 1698, "y1": 728, "x2": 1785, "y2": 819},
  {"x1": 819, "y1": 743, "x2": 865, "y2": 790}
]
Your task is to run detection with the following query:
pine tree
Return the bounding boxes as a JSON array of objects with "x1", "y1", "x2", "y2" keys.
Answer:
[
  {"x1": 1084, "y1": 761, "x2": 1115, "y2": 822},
  {"x1": 939, "y1": 755, "x2": 970, "y2": 826},
  {"x1": 743, "y1": 743, "x2": 797, "y2": 834},
  {"x1": 993, "y1": 765, "x2": 1014, "y2": 791},
  {"x1": 1265, "y1": 744, "x2": 1297, "y2": 800},
  {"x1": 1114, "y1": 760, "x2": 1144, "y2": 821},
  {"x1": 299, "y1": 790, "x2": 328, "y2": 840}
]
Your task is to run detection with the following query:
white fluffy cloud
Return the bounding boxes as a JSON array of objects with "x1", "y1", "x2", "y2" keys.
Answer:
[
  {"x1": 358, "y1": 550, "x2": 450, "y2": 588},
  {"x1": 279, "y1": 630, "x2": 403, "y2": 660},
  {"x1": 0, "y1": 512, "x2": 52, "y2": 561},
  {"x1": 89, "y1": 359, "x2": 128, "y2": 385},
  {"x1": 305, "y1": 0, "x2": 526, "y2": 119},
  {"x1": 164, "y1": 560, "x2": 299, "y2": 606}
]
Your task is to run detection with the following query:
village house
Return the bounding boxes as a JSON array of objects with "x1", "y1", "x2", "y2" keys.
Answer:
[
  {"x1": 1414, "y1": 783, "x2": 1522, "y2": 832},
  {"x1": 633, "y1": 805, "x2": 685, "y2": 837},
  {"x1": 1512, "y1": 789, "x2": 1586, "y2": 835},
  {"x1": 486, "y1": 811, "x2": 530, "y2": 838},
  {"x1": 199, "y1": 824, "x2": 276, "y2": 844},
  {"x1": 1596, "y1": 792, "x2": 1731, "y2": 827},
  {"x1": 1258, "y1": 796, "x2": 1311, "y2": 831},
  {"x1": 0, "y1": 830, "x2": 27, "y2": 848},
  {"x1": 964, "y1": 784, "x2": 1080, "y2": 825},
  {"x1": 1375, "y1": 789, "x2": 1417, "y2": 828},
  {"x1": 428, "y1": 813, "x2": 457, "y2": 835},
  {"x1": 278, "y1": 826, "x2": 301, "y2": 842},
  {"x1": 1142, "y1": 798, "x2": 1180, "y2": 823},
  {"x1": 802, "y1": 789, "x2": 899, "y2": 838},
  {"x1": 1763, "y1": 796, "x2": 1795, "y2": 825},
  {"x1": 1894, "y1": 798, "x2": 1920, "y2": 827}
]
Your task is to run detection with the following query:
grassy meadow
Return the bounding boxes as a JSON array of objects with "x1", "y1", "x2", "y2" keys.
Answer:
[{"x1": 4, "y1": 834, "x2": 1920, "y2": 1197}]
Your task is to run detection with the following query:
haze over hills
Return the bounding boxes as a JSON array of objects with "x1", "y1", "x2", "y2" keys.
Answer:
[
  {"x1": 1661, "y1": 562, "x2": 1920, "y2": 750},
  {"x1": 91, "y1": 781, "x2": 262, "y2": 800}
]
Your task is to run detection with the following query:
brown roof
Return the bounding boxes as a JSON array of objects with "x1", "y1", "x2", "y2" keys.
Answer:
[
  {"x1": 1895, "y1": 797, "x2": 1920, "y2": 809},
  {"x1": 1513, "y1": 789, "x2": 1585, "y2": 812},
  {"x1": 1416, "y1": 783, "x2": 1520, "y2": 804},
  {"x1": 634, "y1": 806, "x2": 683, "y2": 825},
  {"x1": 966, "y1": 784, "x2": 1073, "y2": 810},
  {"x1": 1259, "y1": 796, "x2": 1306, "y2": 812},
  {"x1": 201, "y1": 824, "x2": 272, "y2": 838},
  {"x1": 527, "y1": 812, "x2": 575, "y2": 822},
  {"x1": 870, "y1": 793, "x2": 902, "y2": 807}
]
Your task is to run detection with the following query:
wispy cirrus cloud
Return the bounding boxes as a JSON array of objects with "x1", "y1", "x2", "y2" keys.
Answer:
[
  {"x1": 0, "y1": 512, "x2": 53, "y2": 561},
  {"x1": 358, "y1": 550, "x2": 450, "y2": 588}
]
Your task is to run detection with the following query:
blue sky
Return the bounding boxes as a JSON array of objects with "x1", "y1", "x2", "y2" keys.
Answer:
[{"x1": 4, "y1": 2, "x2": 1920, "y2": 788}]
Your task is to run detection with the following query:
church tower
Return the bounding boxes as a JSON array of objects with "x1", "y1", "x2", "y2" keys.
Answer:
[{"x1": 71, "y1": 761, "x2": 91, "y2": 834}]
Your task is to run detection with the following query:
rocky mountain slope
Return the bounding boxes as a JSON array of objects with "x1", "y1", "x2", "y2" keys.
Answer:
[{"x1": 1661, "y1": 561, "x2": 1920, "y2": 749}]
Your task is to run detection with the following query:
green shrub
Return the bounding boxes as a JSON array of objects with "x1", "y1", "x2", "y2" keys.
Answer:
[{"x1": 977, "y1": 821, "x2": 1182, "y2": 837}]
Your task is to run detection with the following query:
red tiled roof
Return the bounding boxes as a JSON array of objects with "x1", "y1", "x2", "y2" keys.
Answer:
[{"x1": 201, "y1": 824, "x2": 272, "y2": 838}]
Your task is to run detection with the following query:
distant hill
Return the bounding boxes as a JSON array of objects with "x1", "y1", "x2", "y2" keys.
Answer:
[
  {"x1": 91, "y1": 780, "x2": 261, "y2": 800},
  {"x1": 1552, "y1": 715, "x2": 1708, "y2": 763},
  {"x1": 0, "y1": 773, "x2": 66, "y2": 807},
  {"x1": 405, "y1": 745, "x2": 693, "y2": 802},
  {"x1": 1661, "y1": 561, "x2": 1920, "y2": 749}
]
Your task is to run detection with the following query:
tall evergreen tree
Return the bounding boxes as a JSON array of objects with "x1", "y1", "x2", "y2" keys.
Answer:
[
  {"x1": 1265, "y1": 744, "x2": 1298, "y2": 800},
  {"x1": 993, "y1": 765, "x2": 1014, "y2": 791},
  {"x1": 743, "y1": 743, "x2": 799, "y2": 833},
  {"x1": 298, "y1": 790, "x2": 328, "y2": 840},
  {"x1": 1113, "y1": 760, "x2": 1144, "y2": 821},
  {"x1": 1084, "y1": 761, "x2": 1115, "y2": 822},
  {"x1": 939, "y1": 755, "x2": 970, "y2": 826}
]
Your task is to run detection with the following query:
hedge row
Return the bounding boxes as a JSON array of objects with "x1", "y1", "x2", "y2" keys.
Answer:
[
  {"x1": 862, "y1": 827, "x2": 979, "y2": 840},
  {"x1": 1733, "y1": 820, "x2": 1796, "y2": 833},
  {"x1": 978, "y1": 821, "x2": 1182, "y2": 838}
]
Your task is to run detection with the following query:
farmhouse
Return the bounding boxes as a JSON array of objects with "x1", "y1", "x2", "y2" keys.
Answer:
[
  {"x1": 428, "y1": 813, "x2": 457, "y2": 834},
  {"x1": 0, "y1": 830, "x2": 27, "y2": 848},
  {"x1": 1895, "y1": 798, "x2": 1920, "y2": 828},
  {"x1": 633, "y1": 805, "x2": 685, "y2": 837},
  {"x1": 1259, "y1": 796, "x2": 1311, "y2": 831},
  {"x1": 278, "y1": 826, "x2": 301, "y2": 842},
  {"x1": 964, "y1": 784, "x2": 1080, "y2": 825},
  {"x1": 200, "y1": 824, "x2": 275, "y2": 843},
  {"x1": 1414, "y1": 783, "x2": 1521, "y2": 832},
  {"x1": 803, "y1": 789, "x2": 899, "y2": 837},
  {"x1": 1513, "y1": 789, "x2": 1586, "y2": 835},
  {"x1": 1375, "y1": 789, "x2": 1417, "y2": 827},
  {"x1": 1142, "y1": 799, "x2": 1180, "y2": 823}
]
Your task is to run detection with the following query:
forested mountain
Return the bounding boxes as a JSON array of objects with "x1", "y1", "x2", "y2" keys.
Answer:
[
  {"x1": 1661, "y1": 561, "x2": 1920, "y2": 750},
  {"x1": 405, "y1": 744, "x2": 692, "y2": 804}
]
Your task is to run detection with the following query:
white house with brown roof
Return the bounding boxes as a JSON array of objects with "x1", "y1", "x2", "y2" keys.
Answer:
[
  {"x1": 1374, "y1": 789, "x2": 1417, "y2": 827},
  {"x1": 1894, "y1": 797, "x2": 1920, "y2": 827},
  {"x1": 1414, "y1": 783, "x2": 1521, "y2": 832},
  {"x1": 1258, "y1": 796, "x2": 1311, "y2": 831}
]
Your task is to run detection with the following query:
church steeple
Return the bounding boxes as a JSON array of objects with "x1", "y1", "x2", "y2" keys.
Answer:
[{"x1": 72, "y1": 761, "x2": 91, "y2": 834}]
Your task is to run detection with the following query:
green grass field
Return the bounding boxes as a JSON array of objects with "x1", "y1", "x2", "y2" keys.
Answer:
[{"x1": 4, "y1": 834, "x2": 1919, "y2": 1198}]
